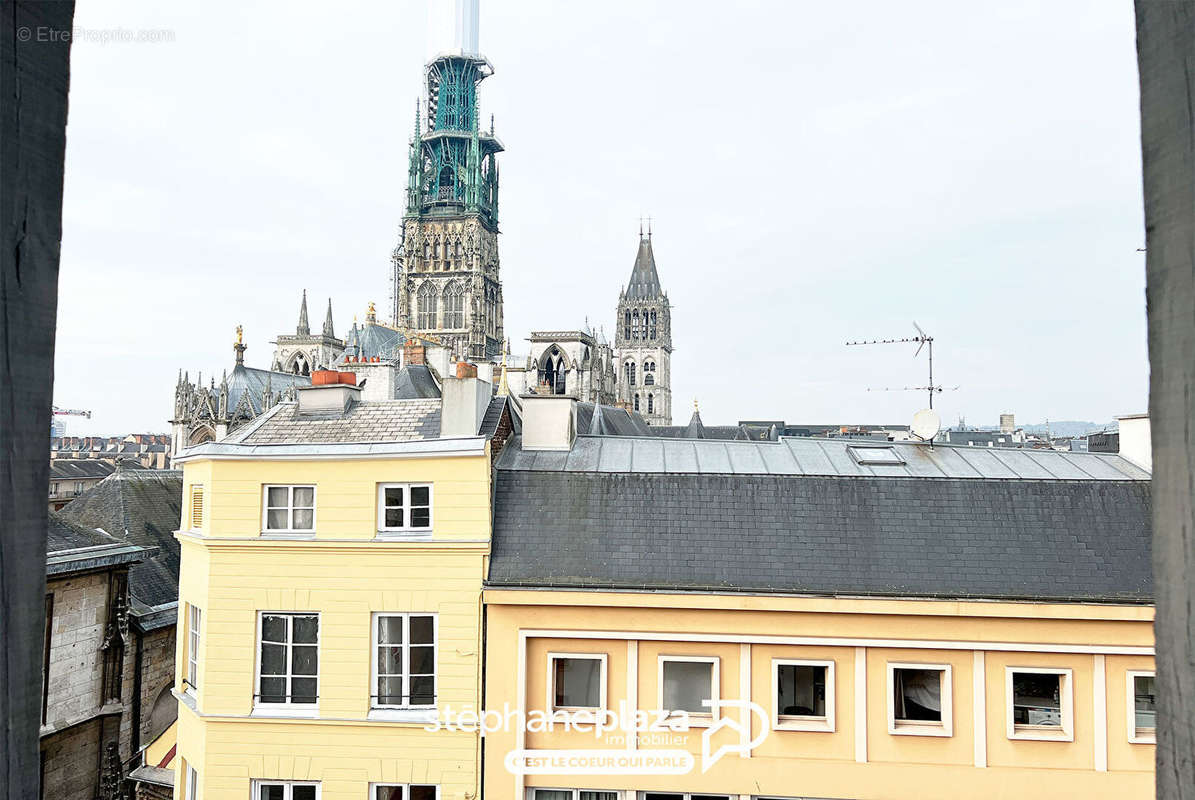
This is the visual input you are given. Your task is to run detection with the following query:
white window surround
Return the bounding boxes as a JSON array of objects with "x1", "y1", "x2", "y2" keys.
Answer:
[
  {"x1": 186, "y1": 765, "x2": 198, "y2": 800},
  {"x1": 1004, "y1": 666, "x2": 1074, "y2": 742},
  {"x1": 1126, "y1": 670, "x2": 1156, "y2": 744},
  {"x1": 657, "y1": 655, "x2": 720, "y2": 725},
  {"x1": 261, "y1": 484, "x2": 317, "y2": 536},
  {"x1": 185, "y1": 605, "x2": 201, "y2": 696},
  {"x1": 370, "y1": 612, "x2": 437, "y2": 711},
  {"x1": 252, "y1": 612, "x2": 320, "y2": 717},
  {"x1": 251, "y1": 780, "x2": 320, "y2": 800},
  {"x1": 771, "y1": 658, "x2": 835, "y2": 732},
  {"x1": 886, "y1": 661, "x2": 953, "y2": 737},
  {"x1": 526, "y1": 790, "x2": 623, "y2": 800},
  {"x1": 370, "y1": 783, "x2": 440, "y2": 800},
  {"x1": 547, "y1": 652, "x2": 608, "y2": 718},
  {"x1": 376, "y1": 483, "x2": 434, "y2": 536},
  {"x1": 635, "y1": 793, "x2": 730, "y2": 800}
]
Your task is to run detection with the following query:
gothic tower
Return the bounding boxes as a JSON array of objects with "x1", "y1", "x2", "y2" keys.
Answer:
[
  {"x1": 391, "y1": 2, "x2": 504, "y2": 361},
  {"x1": 615, "y1": 226, "x2": 673, "y2": 425}
]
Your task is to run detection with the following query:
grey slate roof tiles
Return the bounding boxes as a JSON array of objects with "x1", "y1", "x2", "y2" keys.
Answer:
[{"x1": 240, "y1": 399, "x2": 442, "y2": 444}]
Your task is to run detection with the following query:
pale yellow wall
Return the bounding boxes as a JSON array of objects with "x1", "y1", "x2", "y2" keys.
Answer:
[{"x1": 484, "y1": 592, "x2": 1155, "y2": 800}]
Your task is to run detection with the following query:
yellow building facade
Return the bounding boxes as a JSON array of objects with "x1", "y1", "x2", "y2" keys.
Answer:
[{"x1": 172, "y1": 373, "x2": 507, "y2": 800}]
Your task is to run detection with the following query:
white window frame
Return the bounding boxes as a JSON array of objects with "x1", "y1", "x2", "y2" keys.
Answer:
[
  {"x1": 547, "y1": 652, "x2": 608, "y2": 718},
  {"x1": 886, "y1": 661, "x2": 953, "y2": 737},
  {"x1": 1004, "y1": 666, "x2": 1073, "y2": 742},
  {"x1": 251, "y1": 780, "x2": 321, "y2": 800},
  {"x1": 525, "y1": 791, "x2": 625, "y2": 800},
  {"x1": 635, "y1": 794, "x2": 730, "y2": 800},
  {"x1": 657, "y1": 655, "x2": 720, "y2": 725},
  {"x1": 261, "y1": 484, "x2": 317, "y2": 536},
  {"x1": 185, "y1": 604, "x2": 201, "y2": 696},
  {"x1": 369, "y1": 783, "x2": 441, "y2": 800},
  {"x1": 771, "y1": 658, "x2": 835, "y2": 732},
  {"x1": 376, "y1": 483, "x2": 434, "y2": 535},
  {"x1": 1126, "y1": 670, "x2": 1157, "y2": 744},
  {"x1": 186, "y1": 765, "x2": 198, "y2": 800},
  {"x1": 370, "y1": 612, "x2": 438, "y2": 713},
  {"x1": 253, "y1": 612, "x2": 320, "y2": 717}
]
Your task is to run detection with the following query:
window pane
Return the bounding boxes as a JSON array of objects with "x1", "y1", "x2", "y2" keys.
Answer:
[
  {"x1": 894, "y1": 668, "x2": 942, "y2": 722},
  {"x1": 580, "y1": 794, "x2": 618, "y2": 800},
  {"x1": 411, "y1": 507, "x2": 430, "y2": 528},
  {"x1": 378, "y1": 616, "x2": 404, "y2": 645},
  {"x1": 293, "y1": 486, "x2": 314, "y2": 507},
  {"x1": 554, "y1": 657, "x2": 602, "y2": 708},
  {"x1": 262, "y1": 615, "x2": 287, "y2": 643},
  {"x1": 291, "y1": 677, "x2": 317, "y2": 704},
  {"x1": 642, "y1": 795, "x2": 684, "y2": 800},
  {"x1": 1012, "y1": 672, "x2": 1061, "y2": 726},
  {"x1": 266, "y1": 509, "x2": 289, "y2": 530},
  {"x1": 266, "y1": 487, "x2": 288, "y2": 508},
  {"x1": 384, "y1": 508, "x2": 404, "y2": 528},
  {"x1": 411, "y1": 486, "x2": 430, "y2": 506},
  {"x1": 777, "y1": 664, "x2": 827, "y2": 716},
  {"x1": 291, "y1": 645, "x2": 318, "y2": 676},
  {"x1": 292, "y1": 616, "x2": 318, "y2": 643},
  {"x1": 291, "y1": 509, "x2": 314, "y2": 530},
  {"x1": 378, "y1": 646, "x2": 402, "y2": 676},
  {"x1": 533, "y1": 792, "x2": 571, "y2": 800},
  {"x1": 1134, "y1": 675, "x2": 1157, "y2": 729},
  {"x1": 259, "y1": 786, "x2": 285, "y2": 800},
  {"x1": 409, "y1": 787, "x2": 436, "y2": 800},
  {"x1": 384, "y1": 486, "x2": 404, "y2": 507},
  {"x1": 292, "y1": 787, "x2": 317, "y2": 800},
  {"x1": 376, "y1": 788, "x2": 403, "y2": 800},
  {"x1": 258, "y1": 676, "x2": 286, "y2": 704},
  {"x1": 663, "y1": 660, "x2": 713, "y2": 713},
  {"x1": 410, "y1": 675, "x2": 435, "y2": 705},
  {"x1": 409, "y1": 645, "x2": 434, "y2": 675},
  {"x1": 261, "y1": 643, "x2": 286, "y2": 675},
  {"x1": 409, "y1": 616, "x2": 434, "y2": 644},
  {"x1": 377, "y1": 676, "x2": 404, "y2": 705}
]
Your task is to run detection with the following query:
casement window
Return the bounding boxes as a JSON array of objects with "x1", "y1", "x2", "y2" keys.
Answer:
[
  {"x1": 659, "y1": 656, "x2": 719, "y2": 719},
  {"x1": 548, "y1": 653, "x2": 607, "y2": 713},
  {"x1": 185, "y1": 766, "x2": 199, "y2": 800},
  {"x1": 528, "y1": 791, "x2": 620, "y2": 800},
  {"x1": 256, "y1": 613, "x2": 319, "y2": 711},
  {"x1": 887, "y1": 662, "x2": 953, "y2": 736},
  {"x1": 772, "y1": 659, "x2": 835, "y2": 732},
  {"x1": 185, "y1": 605, "x2": 202, "y2": 693},
  {"x1": 262, "y1": 485, "x2": 315, "y2": 534},
  {"x1": 376, "y1": 484, "x2": 432, "y2": 534},
  {"x1": 1005, "y1": 667, "x2": 1073, "y2": 741},
  {"x1": 372, "y1": 613, "x2": 436, "y2": 708},
  {"x1": 1127, "y1": 671, "x2": 1156, "y2": 743},
  {"x1": 639, "y1": 794, "x2": 730, "y2": 800},
  {"x1": 189, "y1": 485, "x2": 204, "y2": 529},
  {"x1": 373, "y1": 785, "x2": 438, "y2": 800},
  {"x1": 253, "y1": 781, "x2": 319, "y2": 800}
]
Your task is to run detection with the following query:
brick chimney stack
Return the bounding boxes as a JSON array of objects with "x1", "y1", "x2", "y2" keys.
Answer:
[{"x1": 403, "y1": 338, "x2": 425, "y2": 366}]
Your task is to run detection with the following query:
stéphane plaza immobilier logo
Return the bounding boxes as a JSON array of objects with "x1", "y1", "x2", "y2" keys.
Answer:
[{"x1": 428, "y1": 699, "x2": 770, "y2": 775}]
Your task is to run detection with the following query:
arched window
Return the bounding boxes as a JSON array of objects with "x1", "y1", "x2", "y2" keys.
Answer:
[
  {"x1": 438, "y1": 165, "x2": 454, "y2": 200},
  {"x1": 290, "y1": 352, "x2": 310, "y2": 376},
  {"x1": 650, "y1": 309, "x2": 658, "y2": 340},
  {"x1": 442, "y1": 282, "x2": 464, "y2": 328},
  {"x1": 644, "y1": 374, "x2": 655, "y2": 386},
  {"x1": 624, "y1": 310, "x2": 631, "y2": 339},
  {"x1": 647, "y1": 393, "x2": 654, "y2": 414},
  {"x1": 631, "y1": 310, "x2": 641, "y2": 340},
  {"x1": 417, "y1": 282, "x2": 438, "y2": 329},
  {"x1": 624, "y1": 361, "x2": 636, "y2": 387},
  {"x1": 633, "y1": 393, "x2": 640, "y2": 412},
  {"x1": 539, "y1": 347, "x2": 567, "y2": 395}
]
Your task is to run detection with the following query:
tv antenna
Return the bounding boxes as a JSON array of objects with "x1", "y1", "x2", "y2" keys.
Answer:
[{"x1": 846, "y1": 322, "x2": 953, "y2": 409}]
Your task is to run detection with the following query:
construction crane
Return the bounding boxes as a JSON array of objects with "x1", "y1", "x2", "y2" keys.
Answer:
[{"x1": 52, "y1": 406, "x2": 92, "y2": 419}]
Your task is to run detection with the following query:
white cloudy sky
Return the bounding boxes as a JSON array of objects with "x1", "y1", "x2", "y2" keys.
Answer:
[{"x1": 56, "y1": 0, "x2": 1147, "y2": 435}]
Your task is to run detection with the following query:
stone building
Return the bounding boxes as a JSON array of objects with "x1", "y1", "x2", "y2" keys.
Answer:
[
  {"x1": 270, "y1": 291, "x2": 344, "y2": 375},
  {"x1": 524, "y1": 328, "x2": 616, "y2": 405},
  {"x1": 614, "y1": 226, "x2": 673, "y2": 425}
]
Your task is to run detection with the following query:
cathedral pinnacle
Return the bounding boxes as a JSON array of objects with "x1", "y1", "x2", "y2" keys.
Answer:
[
  {"x1": 297, "y1": 290, "x2": 310, "y2": 336},
  {"x1": 323, "y1": 299, "x2": 335, "y2": 338},
  {"x1": 234, "y1": 325, "x2": 246, "y2": 365}
]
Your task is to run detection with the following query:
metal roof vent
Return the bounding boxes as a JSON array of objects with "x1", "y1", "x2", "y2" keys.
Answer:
[{"x1": 847, "y1": 446, "x2": 905, "y2": 466}]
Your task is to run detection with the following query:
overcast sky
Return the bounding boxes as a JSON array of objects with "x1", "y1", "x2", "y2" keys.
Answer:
[{"x1": 55, "y1": 0, "x2": 1147, "y2": 436}]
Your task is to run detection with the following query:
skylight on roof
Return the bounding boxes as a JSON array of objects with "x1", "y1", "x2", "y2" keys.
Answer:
[{"x1": 847, "y1": 446, "x2": 905, "y2": 466}]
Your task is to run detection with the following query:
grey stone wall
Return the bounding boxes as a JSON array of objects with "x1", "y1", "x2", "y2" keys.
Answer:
[
  {"x1": 40, "y1": 718, "x2": 102, "y2": 800},
  {"x1": 43, "y1": 572, "x2": 109, "y2": 732},
  {"x1": 138, "y1": 625, "x2": 178, "y2": 744}
]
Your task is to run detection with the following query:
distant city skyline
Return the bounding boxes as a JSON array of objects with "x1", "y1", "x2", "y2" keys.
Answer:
[{"x1": 55, "y1": 0, "x2": 1147, "y2": 436}]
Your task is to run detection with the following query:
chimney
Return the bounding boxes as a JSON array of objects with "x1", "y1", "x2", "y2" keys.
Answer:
[
  {"x1": 441, "y1": 370, "x2": 492, "y2": 438},
  {"x1": 999, "y1": 413, "x2": 1016, "y2": 434},
  {"x1": 403, "y1": 338, "x2": 425, "y2": 366},
  {"x1": 520, "y1": 394, "x2": 577, "y2": 451},
  {"x1": 297, "y1": 371, "x2": 361, "y2": 416}
]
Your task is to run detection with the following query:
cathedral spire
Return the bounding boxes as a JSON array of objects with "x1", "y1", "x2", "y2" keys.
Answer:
[
  {"x1": 297, "y1": 290, "x2": 310, "y2": 336},
  {"x1": 625, "y1": 227, "x2": 663, "y2": 300},
  {"x1": 323, "y1": 299, "x2": 335, "y2": 338}
]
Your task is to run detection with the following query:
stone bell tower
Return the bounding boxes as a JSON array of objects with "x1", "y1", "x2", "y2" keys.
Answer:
[{"x1": 615, "y1": 224, "x2": 673, "y2": 425}]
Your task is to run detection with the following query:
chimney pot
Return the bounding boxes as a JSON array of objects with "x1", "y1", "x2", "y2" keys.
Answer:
[{"x1": 456, "y1": 361, "x2": 478, "y2": 379}]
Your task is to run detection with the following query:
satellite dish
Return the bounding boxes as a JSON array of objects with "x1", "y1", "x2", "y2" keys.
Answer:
[{"x1": 911, "y1": 408, "x2": 941, "y2": 441}]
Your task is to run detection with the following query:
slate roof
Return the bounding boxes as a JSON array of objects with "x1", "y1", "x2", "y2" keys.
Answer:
[
  {"x1": 576, "y1": 402, "x2": 651, "y2": 436},
  {"x1": 238, "y1": 399, "x2": 443, "y2": 444},
  {"x1": 48, "y1": 512, "x2": 124, "y2": 551},
  {"x1": 488, "y1": 434, "x2": 1153, "y2": 603},
  {"x1": 50, "y1": 459, "x2": 116, "y2": 480},
  {"x1": 623, "y1": 235, "x2": 663, "y2": 300},
  {"x1": 47, "y1": 514, "x2": 148, "y2": 577},
  {"x1": 480, "y1": 396, "x2": 509, "y2": 439},
  {"x1": 58, "y1": 467, "x2": 183, "y2": 613},
  {"x1": 394, "y1": 365, "x2": 441, "y2": 399},
  {"x1": 228, "y1": 363, "x2": 310, "y2": 416}
]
